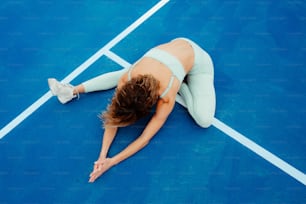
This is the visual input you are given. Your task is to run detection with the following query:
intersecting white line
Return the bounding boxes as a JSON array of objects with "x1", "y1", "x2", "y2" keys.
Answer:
[
  {"x1": 0, "y1": 0, "x2": 169, "y2": 139},
  {"x1": 104, "y1": 48, "x2": 306, "y2": 186},
  {"x1": 105, "y1": 50, "x2": 131, "y2": 68}
]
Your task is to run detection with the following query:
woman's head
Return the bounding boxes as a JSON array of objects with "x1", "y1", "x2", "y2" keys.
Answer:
[{"x1": 102, "y1": 74, "x2": 160, "y2": 127}]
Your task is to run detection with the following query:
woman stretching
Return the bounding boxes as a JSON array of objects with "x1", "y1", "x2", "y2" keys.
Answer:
[{"x1": 48, "y1": 38, "x2": 216, "y2": 183}]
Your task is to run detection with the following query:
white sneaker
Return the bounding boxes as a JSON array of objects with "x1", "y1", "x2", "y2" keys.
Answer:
[{"x1": 48, "y1": 78, "x2": 79, "y2": 104}]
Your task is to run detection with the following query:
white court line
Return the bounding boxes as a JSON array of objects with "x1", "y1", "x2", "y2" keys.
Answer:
[
  {"x1": 0, "y1": 92, "x2": 53, "y2": 139},
  {"x1": 105, "y1": 50, "x2": 132, "y2": 68},
  {"x1": 213, "y1": 118, "x2": 306, "y2": 186},
  {"x1": 105, "y1": 49, "x2": 306, "y2": 186},
  {"x1": 0, "y1": 0, "x2": 169, "y2": 139},
  {"x1": 62, "y1": 0, "x2": 169, "y2": 83}
]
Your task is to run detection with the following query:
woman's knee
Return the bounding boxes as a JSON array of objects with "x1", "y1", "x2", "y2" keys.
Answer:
[
  {"x1": 193, "y1": 112, "x2": 214, "y2": 128},
  {"x1": 190, "y1": 101, "x2": 215, "y2": 128}
]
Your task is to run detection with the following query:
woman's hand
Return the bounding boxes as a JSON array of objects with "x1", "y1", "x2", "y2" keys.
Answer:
[{"x1": 88, "y1": 158, "x2": 115, "y2": 183}]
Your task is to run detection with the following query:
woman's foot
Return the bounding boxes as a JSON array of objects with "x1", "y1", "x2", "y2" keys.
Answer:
[{"x1": 48, "y1": 78, "x2": 79, "y2": 104}]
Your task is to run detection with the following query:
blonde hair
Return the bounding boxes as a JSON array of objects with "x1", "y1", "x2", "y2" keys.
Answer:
[{"x1": 101, "y1": 74, "x2": 160, "y2": 127}]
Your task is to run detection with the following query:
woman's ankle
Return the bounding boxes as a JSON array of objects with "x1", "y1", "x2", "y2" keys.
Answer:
[{"x1": 74, "y1": 84, "x2": 85, "y2": 95}]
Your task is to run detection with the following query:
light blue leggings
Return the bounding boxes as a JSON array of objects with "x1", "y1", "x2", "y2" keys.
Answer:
[
  {"x1": 82, "y1": 68, "x2": 128, "y2": 92},
  {"x1": 82, "y1": 38, "x2": 216, "y2": 128},
  {"x1": 177, "y1": 38, "x2": 215, "y2": 128}
]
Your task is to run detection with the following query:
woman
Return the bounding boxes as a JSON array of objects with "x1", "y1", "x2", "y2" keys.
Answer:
[{"x1": 48, "y1": 38, "x2": 216, "y2": 183}]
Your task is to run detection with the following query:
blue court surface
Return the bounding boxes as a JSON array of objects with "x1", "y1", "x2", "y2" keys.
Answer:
[{"x1": 1, "y1": 0, "x2": 306, "y2": 203}]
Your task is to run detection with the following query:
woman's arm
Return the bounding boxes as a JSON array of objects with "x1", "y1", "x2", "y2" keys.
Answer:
[
  {"x1": 88, "y1": 126, "x2": 117, "y2": 182},
  {"x1": 98, "y1": 127, "x2": 118, "y2": 159},
  {"x1": 89, "y1": 99, "x2": 175, "y2": 182},
  {"x1": 112, "y1": 99, "x2": 175, "y2": 165}
]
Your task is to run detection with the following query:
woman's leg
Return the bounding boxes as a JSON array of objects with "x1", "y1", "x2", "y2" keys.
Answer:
[
  {"x1": 178, "y1": 39, "x2": 216, "y2": 128},
  {"x1": 81, "y1": 68, "x2": 128, "y2": 93},
  {"x1": 48, "y1": 68, "x2": 128, "y2": 104},
  {"x1": 179, "y1": 75, "x2": 216, "y2": 128}
]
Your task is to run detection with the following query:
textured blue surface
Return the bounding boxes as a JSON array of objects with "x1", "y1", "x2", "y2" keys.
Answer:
[{"x1": 0, "y1": 1, "x2": 306, "y2": 203}]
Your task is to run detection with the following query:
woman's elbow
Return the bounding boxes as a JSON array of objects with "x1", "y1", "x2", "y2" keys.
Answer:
[{"x1": 140, "y1": 139, "x2": 150, "y2": 149}]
